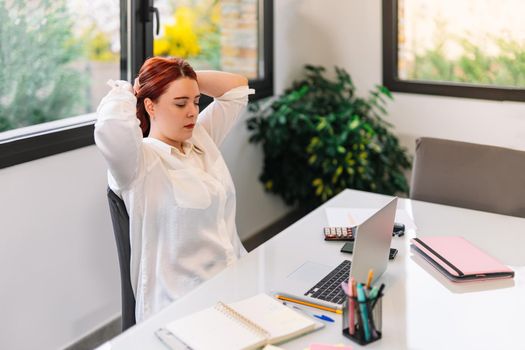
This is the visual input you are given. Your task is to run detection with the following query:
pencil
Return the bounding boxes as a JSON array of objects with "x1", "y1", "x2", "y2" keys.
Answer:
[
  {"x1": 366, "y1": 269, "x2": 374, "y2": 289},
  {"x1": 275, "y1": 295, "x2": 343, "y2": 314}
]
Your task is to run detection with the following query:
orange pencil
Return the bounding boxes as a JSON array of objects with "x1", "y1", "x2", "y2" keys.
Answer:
[
  {"x1": 366, "y1": 269, "x2": 374, "y2": 289},
  {"x1": 275, "y1": 294, "x2": 343, "y2": 314}
]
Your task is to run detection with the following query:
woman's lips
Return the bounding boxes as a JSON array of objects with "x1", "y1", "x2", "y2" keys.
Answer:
[{"x1": 184, "y1": 123, "x2": 195, "y2": 129}]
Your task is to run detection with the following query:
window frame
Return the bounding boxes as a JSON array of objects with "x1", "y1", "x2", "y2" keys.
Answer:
[
  {"x1": 382, "y1": 0, "x2": 525, "y2": 102},
  {"x1": 0, "y1": 0, "x2": 274, "y2": 169},
  {"x1": 249, "y1": 0, "x2": 274, "y2": 100}
]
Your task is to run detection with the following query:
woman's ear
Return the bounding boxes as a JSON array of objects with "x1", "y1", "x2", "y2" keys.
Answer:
[{"x1": 144, "y1": 98, "x2": 155, "y2": 118}]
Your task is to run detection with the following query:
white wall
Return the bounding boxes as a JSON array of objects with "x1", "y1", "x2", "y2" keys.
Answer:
[
  {"x1": 0, "y1": 147, "x2": 120, "y2": 350},
  {"x1": 274, "y1": 0, "x2": 525, "y2": 155}
]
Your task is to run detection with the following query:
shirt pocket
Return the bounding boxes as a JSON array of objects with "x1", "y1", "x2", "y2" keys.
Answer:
[{"x1": 168, "y1": 169, "x2": 212, "y2": 209}]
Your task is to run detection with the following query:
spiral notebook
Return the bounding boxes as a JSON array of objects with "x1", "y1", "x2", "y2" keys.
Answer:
[{"x1": 156, "y1": 293, "x2": 324, "y2": 350}]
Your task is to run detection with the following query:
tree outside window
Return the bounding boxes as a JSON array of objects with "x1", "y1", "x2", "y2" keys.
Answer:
[
  {"x1": 0, "y1": 0, "x2": 120, "y2": 133},
  {"x1": 398, "y1": 0, "x2": 525, "y2": 88}
]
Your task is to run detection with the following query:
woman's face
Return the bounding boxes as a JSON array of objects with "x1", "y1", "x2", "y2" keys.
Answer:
[{"x1": 146, "y1": 77, "x2": 200, "y2": 148}]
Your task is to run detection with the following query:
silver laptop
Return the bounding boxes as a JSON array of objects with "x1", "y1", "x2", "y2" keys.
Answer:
[{"x1": 276, "y1": 197, "x2": 398, "y2": 311}]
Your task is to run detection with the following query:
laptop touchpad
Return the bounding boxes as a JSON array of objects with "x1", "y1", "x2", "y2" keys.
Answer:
[{"x1": 286, "y1": 261, "x2": 333, "y2": 283}]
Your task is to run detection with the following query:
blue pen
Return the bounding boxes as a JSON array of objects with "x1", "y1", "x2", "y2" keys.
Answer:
[
  {"x1": 357, "y1": 283, "x2": 372, "y2": 342},
  {"x1": 313, "y1": 314, "x2": 335, "y2": 322}
]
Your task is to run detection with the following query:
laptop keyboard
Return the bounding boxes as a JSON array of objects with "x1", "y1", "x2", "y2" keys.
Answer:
[{"x1": 304, "y1": 260, "x2": 351, "y2": 305}]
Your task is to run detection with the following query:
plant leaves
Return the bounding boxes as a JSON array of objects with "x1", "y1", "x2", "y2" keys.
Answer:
[{"x1": 245, "y1": 64, "x2": 411, "y2": 207}]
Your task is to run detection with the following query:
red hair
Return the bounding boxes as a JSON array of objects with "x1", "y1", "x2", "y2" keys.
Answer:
[{"x1": 135, "y1": 57, "x2": 197, "y2": 137}]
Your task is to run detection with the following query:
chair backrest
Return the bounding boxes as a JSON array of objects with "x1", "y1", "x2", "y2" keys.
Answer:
[
  {"x1": 107, "y1": 188, "x2": 136, "y2": 331},
  {"x1": 410, "y1": 137, "x2": 525, "y2": 218}
]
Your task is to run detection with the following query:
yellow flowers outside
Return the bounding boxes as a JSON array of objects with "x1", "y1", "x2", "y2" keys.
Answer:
[
  {"x1": 154, "y1": 3, "x2": 220, "y2": 63},
  {"x1": 154, "y1": 6, "x2": 201, "y2": 57}
]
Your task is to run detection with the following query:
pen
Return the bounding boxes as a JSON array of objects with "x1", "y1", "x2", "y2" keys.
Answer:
[
  {"x1": 366, "y1": 269, "x2": 374, "y2": 289},
  {"x1": 348, "y1": 277, "x2": 356, "y2": 336},
  {"x1": 341, "y1": 281, "x2": 349, "y2": 295},
  {"x1": 368, "y1": 284, "x2": 381, "y2": 300},
  {"x1": 365, "y1": 296, "x2": 378, "y2": 339},
  {"x1": 283, "y1": 302, "x2": 335, "y2": 322},
  {"x1": 371, "y1": 283, "x2": 385, "y2": 309},
  {"x1": 276, "y1": 294, "x2": 343, "y2": 314},
  {"x1": 352, "y1": 279, "x2": 358, "y2": 326},
  {"x1": 314, "y1": 314, "x2": 335, "y2": 322},
  {"x1": 357, "y1": 283, "x2": 372, "y2": 342}
]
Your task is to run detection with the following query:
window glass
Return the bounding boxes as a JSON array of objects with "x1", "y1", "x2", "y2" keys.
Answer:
[
  {"x1": 0, "y1": 0, "x2": 120, "y2": 133},
  {"x1": 154, "y1": 0, "x2": 260, "y2": 80},
  {"x1": 398, "y1": 0, "x2": 525, "y2": 88}
]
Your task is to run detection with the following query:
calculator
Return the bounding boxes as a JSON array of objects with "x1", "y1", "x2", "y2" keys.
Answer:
[{"x1": 323, "y1": 226, "x2": 356, "y2": 241}]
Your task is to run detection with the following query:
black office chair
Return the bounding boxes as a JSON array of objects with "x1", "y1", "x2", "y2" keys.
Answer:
[{"x1": 107, "y1": 188, "x2": 136, "y2": 331}]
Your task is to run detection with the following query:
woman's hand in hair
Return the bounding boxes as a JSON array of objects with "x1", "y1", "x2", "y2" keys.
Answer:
[{"x1": 133, "y1": 77, "x2": 140, "y2": 95}]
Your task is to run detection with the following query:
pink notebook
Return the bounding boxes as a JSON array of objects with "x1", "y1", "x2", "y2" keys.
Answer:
[{"x1": 410, "y1": 236, "x2": 514, "y2": 282}]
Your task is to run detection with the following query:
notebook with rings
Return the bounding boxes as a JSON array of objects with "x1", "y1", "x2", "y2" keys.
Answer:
[
  {"x1": 155, "y1": 293, "x2": 323, "y2": 350},
  {"x1": 410, "y1": 236, "x2": 514, "y2": 282}
]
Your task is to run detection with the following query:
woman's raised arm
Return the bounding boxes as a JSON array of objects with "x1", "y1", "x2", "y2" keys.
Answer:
[
  {"x1": 196, "y1": 71, "x2": 248, "y2": 98},
  {"x1": 94, "y1": 80, "x2": 144, "y2": 191}
]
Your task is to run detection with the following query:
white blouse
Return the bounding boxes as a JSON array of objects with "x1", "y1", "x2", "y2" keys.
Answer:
[{"x1": 95, "y1": 80, "x2": 254, "y2": 321}]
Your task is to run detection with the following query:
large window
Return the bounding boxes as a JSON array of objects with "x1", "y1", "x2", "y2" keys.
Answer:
[
  {"x1": 0, "y1": 0, "x2": 121, "y2": 133},
  {"x1": 383, "y1": 0, "x2": 525, "y2": 101},
  {"x1": 0, "y1": 0, "x2": 123, "y2": 168},
  {"x1": 0, "y1": 0, "x2": 273, "y2": 169}
]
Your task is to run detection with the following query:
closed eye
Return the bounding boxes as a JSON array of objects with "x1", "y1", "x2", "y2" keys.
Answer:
[{"x1": 173, "y1": 95, "x2": 200, "y2": 107}]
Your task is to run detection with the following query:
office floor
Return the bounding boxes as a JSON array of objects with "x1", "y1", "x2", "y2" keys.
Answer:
[
  {"x1": 63, "y1": 318, "x2": 121, "y2": 350},
  {"x1": 64, "y1": 209, "x2": 304, "y2": 349}
]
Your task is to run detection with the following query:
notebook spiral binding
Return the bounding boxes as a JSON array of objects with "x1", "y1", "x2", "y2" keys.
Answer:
[{"x1": 215, "y1": 302, "x2": 271, "y2": 340}]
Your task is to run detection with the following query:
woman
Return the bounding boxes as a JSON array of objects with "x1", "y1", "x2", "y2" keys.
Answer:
[{"x1": 95, "y1": 56, "x2": 254, "y2": 321}]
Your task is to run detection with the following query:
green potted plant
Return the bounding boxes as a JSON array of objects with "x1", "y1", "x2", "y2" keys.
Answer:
[{"x1": 247, "y1": 65, "x2": 411, "y2": 208}]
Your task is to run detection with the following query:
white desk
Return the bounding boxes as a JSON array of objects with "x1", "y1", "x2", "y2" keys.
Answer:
[{"x1": 106, "y1": 189, "x2": 525, "y2": 349}]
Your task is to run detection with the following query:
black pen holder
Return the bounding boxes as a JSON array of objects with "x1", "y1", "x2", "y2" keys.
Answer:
[{"x1": 341, "y1": 291, "x2": 383, "y2": 345}]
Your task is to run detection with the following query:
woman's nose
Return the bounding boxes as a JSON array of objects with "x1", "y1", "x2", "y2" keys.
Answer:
[{"x1": 188, "y1": 103, "x2": 198, "y2": 117}]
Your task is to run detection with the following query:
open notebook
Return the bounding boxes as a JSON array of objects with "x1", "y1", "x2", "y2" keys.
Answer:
[{"x1": 156, "y1": 293, "x2": 324, "y2": 350}]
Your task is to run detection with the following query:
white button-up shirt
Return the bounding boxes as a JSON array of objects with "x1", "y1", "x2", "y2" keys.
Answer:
[{"x1": 95, "y1": 80, "x2": 254, "y2": 321}]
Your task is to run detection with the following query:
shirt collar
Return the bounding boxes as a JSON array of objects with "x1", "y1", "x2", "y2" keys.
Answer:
[{"x1": 144, "y1": 137, "x2": 203, "y2": 157}]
